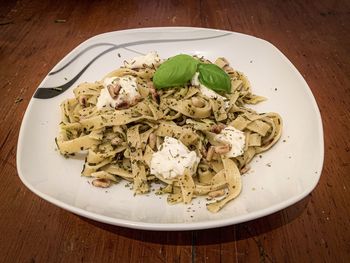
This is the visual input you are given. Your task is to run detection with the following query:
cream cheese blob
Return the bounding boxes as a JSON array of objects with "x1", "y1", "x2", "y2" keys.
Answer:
[
  {"x1": 96, "y1": 76, "x2": 139, "y2": 109},
  {"x1": 150, "y1": 136, "x2": 200, "y2": 179},
  {"x1": 215, "y1": 126, "x2": 246, "y2": 157},
  {"x1": 124, "y1": 51, "x2": 161, "y2": 69}
]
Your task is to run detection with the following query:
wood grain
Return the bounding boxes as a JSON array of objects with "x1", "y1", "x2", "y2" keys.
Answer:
[{"x1": 0, "y1": 0, "x2": 349, "y2": 262}]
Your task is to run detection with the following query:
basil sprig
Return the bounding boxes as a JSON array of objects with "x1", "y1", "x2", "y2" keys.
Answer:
[
  {"x1": 197, "y1": 63, "x2": 231, "y2": 93},
  {"x1": 153, "y1": 54, "x2": 231, "y2": 93},
  {"x1": 153, "y1": 54, "x2": 199, "y2": 89}
]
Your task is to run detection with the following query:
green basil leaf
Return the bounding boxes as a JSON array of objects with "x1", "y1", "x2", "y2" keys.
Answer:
[
  {"x1": 198, "y1": 63, "x2": 231, "y2": 93},
  {"x1": 153, "y1": 54, "x2": 199, "y2": 89}
]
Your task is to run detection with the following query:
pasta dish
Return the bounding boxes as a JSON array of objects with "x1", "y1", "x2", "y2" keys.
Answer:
[{"x1": 55, "y1": 52, "x2": 282, "y2": 212}]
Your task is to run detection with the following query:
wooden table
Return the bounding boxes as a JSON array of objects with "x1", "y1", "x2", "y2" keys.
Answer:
[{"x1": 1, "y1": 0, "x2": 349, "y2": 262}]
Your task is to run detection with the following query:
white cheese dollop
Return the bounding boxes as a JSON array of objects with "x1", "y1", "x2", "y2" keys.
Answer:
[
  {"x1": 150, "y1": 136, "x2": 200, "y2": 179},
  {"x1": 191, "y1": 72, "x2": 230, "y2": 108},
  {"x1": 215, "y1": 126, "x2": 246, "y2": 157},
  {"x1": 124, "y1": 51, "x2": 161, "y2": 69},
  {"x1": 96, "y1": 76, "x2": 139, "y2": 109}
]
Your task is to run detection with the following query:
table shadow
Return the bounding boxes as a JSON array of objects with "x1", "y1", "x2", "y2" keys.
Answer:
[{"x1": 79, "y1": 194, "x2": 311, "y2": 246}]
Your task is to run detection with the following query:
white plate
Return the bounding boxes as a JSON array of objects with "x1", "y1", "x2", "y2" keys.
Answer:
[{"x1": 17, "y1": 27, "x2": 324, "y2": 231}]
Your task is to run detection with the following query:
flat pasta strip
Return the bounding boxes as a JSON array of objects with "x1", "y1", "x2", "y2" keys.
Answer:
[
  {"x1": 206, "y1": 157, "x2": 242, "y2": 213},
  {"x1": 178, "y1": 169, "x2": 196, "y2": 204},
  {"x1": 127, "y1": 125, "x2": 149, "y2": 194}
]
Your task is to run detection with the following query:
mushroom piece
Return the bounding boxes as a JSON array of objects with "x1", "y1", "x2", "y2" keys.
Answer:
[
  {"x1": 206, "y1": 146, "x2": 215, "y2": 161},
  {"x1": 92, "y1": 178, "x2": 112, "y2": 188},
  {"x1": 107, "y1": 83, "x2": 121, "y2": 99},
  {"x1": 211, "y1": 123, "x2": 226, "y2": 134}
]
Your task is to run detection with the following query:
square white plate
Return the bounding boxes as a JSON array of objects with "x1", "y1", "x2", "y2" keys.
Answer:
[{"x1": 17, "y1": 27, "x2": 324, "y2": 230}]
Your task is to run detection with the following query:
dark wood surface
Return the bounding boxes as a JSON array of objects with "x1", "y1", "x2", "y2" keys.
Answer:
[{"x1": 1, "y1": 0, "x2": 349, "y2": 262}]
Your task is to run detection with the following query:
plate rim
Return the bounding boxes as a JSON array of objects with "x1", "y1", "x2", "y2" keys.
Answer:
[{"x1": 16, "y1": 26, "x2": 324, "y2": 231}]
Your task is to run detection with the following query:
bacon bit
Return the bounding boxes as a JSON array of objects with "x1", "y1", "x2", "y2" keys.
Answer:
[
  {"x1": 214, "y1": 144, "x2": 231, "y2": 154},
  {"x1": 148, "y1": 82, "x2": 160, "y2": 104},
  {"x1": 79, "y1": 96, "x2": 87, "y2": 107},
  {"x1": 115, "y1": 101, "x2": 129, "y2": 109},
  {"x1": 114, "y1": 95, "x2": 141, "y2": 110},
  {"x1": 206, "y1": 146, "x2": 215, "y2": 161},
  {"x1": 211, "y1": 123, "x2": 226, "y2": 134},
  {"x1": 107, "y1": 83, "x2": 121, "y2": 99},
  {"x1": 92, "y1": 178, "x2": 111, "y2": 188},
  {"x1": 200, "y1": 147, "x2": 207, "y2": 158},
  {"x1": 114, "y1": 96, "x2": 142, "y2": 110}
]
